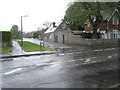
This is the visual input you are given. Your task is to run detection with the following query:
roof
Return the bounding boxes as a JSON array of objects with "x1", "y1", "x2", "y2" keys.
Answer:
[
  {"x1": 100, "y1": 8, "x2": 114, "y2": 21},
  {"x1": 44, "y1": 21, "x2": 62, "y2": 34},
  {"x1": 101, "y1": 8, "x2": 120, "y2": 21},
  {"x1": 85, "y1": 8, "x2": 119, "y2": 24},
  {"x1": 107, "y1": 9, "x2": 120, "y2": 22}
]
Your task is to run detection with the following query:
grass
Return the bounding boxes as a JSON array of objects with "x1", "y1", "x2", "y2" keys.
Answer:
[
  {"x1": 0, "y1": 46, "x2": 11, "y2": 54},
  {"x1": 17, "y1": 41, "x2": 54, "y2": 52}
]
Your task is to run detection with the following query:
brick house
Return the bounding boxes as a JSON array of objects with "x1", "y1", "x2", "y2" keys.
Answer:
[
  {"x1": 44, "y1": 20, "x2": 72, "y2": 44},
  {"x1": 84, "y1": 8, "x2": 120, "y2": 39}
]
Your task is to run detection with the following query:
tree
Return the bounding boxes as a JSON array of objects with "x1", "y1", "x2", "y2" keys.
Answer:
[
  {"x1": 33, "y1": 30, "x2": 43, "y2": 39},
  {"x1": 64, "y1": 2, "x2": 119, "y2": 38},
  {"x1": 43, "y1": 21, "x2": 51, "y2": 29},
  {"x1": 10, "y1": 25, "x2": 21, "y2": 39},
  {"x1": 43, "y1": 21, "x2": 52, "y2": 33},
  {"x1": 33, "y1": 32, "x2": 38, "y2": 38}
]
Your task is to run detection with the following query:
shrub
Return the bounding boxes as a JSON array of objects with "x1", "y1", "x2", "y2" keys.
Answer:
[{"x1": 0, "y1": 31, "x2": 12, "y2": 46}]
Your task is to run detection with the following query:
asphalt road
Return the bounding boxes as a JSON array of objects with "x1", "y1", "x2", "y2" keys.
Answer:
[{"x1": 1, "y1": 46, "x2": 119, "y2": 88}]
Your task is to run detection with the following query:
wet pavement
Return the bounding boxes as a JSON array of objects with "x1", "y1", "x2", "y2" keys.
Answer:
[
  {"x1": 12, "y1": 41, "x2": 25, "y2": 55},
  {"x1": 1, "y1": 41, "x2": 24, "y2": 57},
  {"x1": 0, "y1": 40, "x2": 119, "y2": 88}
]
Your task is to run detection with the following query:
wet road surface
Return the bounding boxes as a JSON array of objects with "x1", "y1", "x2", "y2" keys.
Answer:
[{"x1": 1, "y1": 46, "x2": 119, "y2": 88}]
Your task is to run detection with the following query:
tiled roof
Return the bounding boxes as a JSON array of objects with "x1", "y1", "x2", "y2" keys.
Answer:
[
  {"x1": 101, "y1": 8, "x2": 114, "y2": 21},
  {"x1": 85, "y1": 8, "x2": 119, "y2": 24}
]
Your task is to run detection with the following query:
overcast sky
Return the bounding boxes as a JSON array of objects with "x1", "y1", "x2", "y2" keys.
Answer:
[{"x1": 0, "y1": 0, "x2": 70, "y2": 32}]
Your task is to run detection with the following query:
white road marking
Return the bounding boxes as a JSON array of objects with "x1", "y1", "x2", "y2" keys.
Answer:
[
  {"x1": 94, "y1": 49, "x2": 103, "y2": 51},
  {"x1": 4, "y1": 68, "x2": 22, "y2": 75},
  {"x1": 78, "y1": 59, "x2": 84, "y2": 61},
  {"x1": 67, "y1": 53, "x2": 74, "y2": 55},
  {"x1": 108, "y1": 56, "x2": 112, "y2": 58},
  {"x1": 67, "y1": 60, "x2": 77, "y2": 62},
  {"x1": 59, "y1": 53, "x2": 65, "y2": 56},
  {"x1": 85, "y1": 59, "x2": 91, "y2": 63},
  {"x1": 108, "y1": 83, "x2": 120, "y2": 88},
  {"x1": 76, "y1": 52, "x2": 81, "y2": 54},
  {"x1": 94, "y1": 48, "x2": 116, "y2": 52}
]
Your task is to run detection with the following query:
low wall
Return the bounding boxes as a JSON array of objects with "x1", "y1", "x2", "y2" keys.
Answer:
[{"x1": 71, "y1": 35, "x2": 119, "y2": 48}]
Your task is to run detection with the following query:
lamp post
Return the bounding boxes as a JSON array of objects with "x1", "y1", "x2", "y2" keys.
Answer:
[{"x1": 21, "y1": 15, "x2": 28, "y2": 46}]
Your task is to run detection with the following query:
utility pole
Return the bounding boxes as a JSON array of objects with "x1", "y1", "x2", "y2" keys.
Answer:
[{"x1": 21, "y1": 15, "x2": 28, "y2": 46}]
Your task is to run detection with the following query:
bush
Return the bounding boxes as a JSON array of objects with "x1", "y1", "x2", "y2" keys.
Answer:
[{"x1": 0, "y1": 31, "x2": 12, "y2": 46}]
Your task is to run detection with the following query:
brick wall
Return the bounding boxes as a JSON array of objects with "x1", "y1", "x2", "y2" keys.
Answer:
[{"x1": 108, "y1": 15, "x2": 120, "y2": 30}]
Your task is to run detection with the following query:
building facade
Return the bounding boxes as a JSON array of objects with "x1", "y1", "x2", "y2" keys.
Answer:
[
  {"x1": 84, "y1": 9, "x2": 120, "y2": 39},
  {"x1": 44, "y1": 20, "x2": 72, "y2": 44}
]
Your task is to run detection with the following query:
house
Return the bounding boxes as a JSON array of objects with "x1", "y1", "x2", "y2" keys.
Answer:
[
  {"x1": 84, "y1": 8, "x2": 120, "y2": 39},
  {"x1": 44, "y1": 20, "x2": 72, "y2": 44}
]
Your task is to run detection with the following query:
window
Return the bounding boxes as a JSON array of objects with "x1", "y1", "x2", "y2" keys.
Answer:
[
  {"x1": 62, "y1": 24, "x2": 66, "y2": 29},
  {"x1": 87, "y1": 22, "x2": 91, "y2": 27},
  {"x1": 113, "y1": 30, "x2": 118, "y2": 38},
  {"x1": 113, "y1": 16, "x2": 119, "y2": 25},
  {"x1": 113, "y1": 31, "x2": 116, "y2": 38}
]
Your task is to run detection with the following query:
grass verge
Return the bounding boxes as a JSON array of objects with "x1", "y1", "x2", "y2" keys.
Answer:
[
  {"x1": 0, "y1": 46, "x2": 11, "y2": 54},
  {"x1": 17, "y1": 41, "x2": 54, "y2": 52}
]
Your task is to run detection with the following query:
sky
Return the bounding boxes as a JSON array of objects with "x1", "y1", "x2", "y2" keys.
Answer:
[
  {"x1": 0, "y1": 0, "x2": 70, "y2": 32},
  {"x1": 0, "y1": 0, "x2": 118, "y2": 32}
]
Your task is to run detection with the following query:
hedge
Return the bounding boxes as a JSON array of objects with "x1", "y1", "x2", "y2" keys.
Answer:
[
  {"x1": 0, "y1": 31, "x2": 12, "y2": 46},
  {"x1": 0, "y1": 31, "x2": 12, "y2": 42}
]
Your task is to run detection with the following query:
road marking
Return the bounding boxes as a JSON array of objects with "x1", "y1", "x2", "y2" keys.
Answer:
[
  {"x1": 67, "y1": 60, "x2": 76, "y2": 62},
  {"x1": 78, "y1": 59, "x2": 84, "y2": 61},
  {"x1": 108, "y1": 56, "x2": 112, "y2": 58},
  {"x1": 4, "y1": 68, "x2": 22, "y2": 75},
  {"x1": 94, "y1": 49, "x2": 103, "y2": 52},
  {"x1": 108, "y1": 83, "x2": 120, "y2": 88},
  {"x1": 59, "y1": 53, "x2": 65, "y2": 56},
  {"x1": 76, "y1": 52, "x2": 81, "y2": 54},
  {"x1": 67, "y1": 53, "x2": 74, "y2": 55},
  {"x1": 85, "y1": 59, "x2": 91, "y2": 63}
]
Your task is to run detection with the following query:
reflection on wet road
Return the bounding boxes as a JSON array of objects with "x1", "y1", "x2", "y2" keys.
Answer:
[{"x1": 1, "y1": 46, "x2": 119, "y2": 88}]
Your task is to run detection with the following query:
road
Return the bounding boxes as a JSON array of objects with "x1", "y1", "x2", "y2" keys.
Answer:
[{"x1": 0, "y1": 41, "x2": 119, "y2": 88}]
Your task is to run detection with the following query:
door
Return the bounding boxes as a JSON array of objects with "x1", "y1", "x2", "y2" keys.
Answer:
[
  {"x1": 54, "y1": 35, "x2": 58, "y2": 43},
  {"x1": 63, "y1": 35, "x2": 65, "y2": 44}
]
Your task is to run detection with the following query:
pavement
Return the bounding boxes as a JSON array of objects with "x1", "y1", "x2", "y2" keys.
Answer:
[{"x1": 1, "y1": 38, "x2": 67, "y2": 59}]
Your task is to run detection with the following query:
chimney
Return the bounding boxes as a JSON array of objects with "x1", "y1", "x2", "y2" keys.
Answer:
[{"x1": 53, "y1": 22, "x2": 56, "y2": 28}]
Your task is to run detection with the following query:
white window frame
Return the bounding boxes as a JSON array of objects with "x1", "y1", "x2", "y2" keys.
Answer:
[
  {"x1": 87, "y1": 23, "x2": 91, "y2": 27},
  {"x1": 113, "y1": 16, "x2": 119, "y2": 25}
]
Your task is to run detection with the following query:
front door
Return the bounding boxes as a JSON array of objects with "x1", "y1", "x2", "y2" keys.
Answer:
[
  {"x1": 54, "y1": 35, "x2": 58, "y2": 43},
  {"x1": 63, "y1": 35, "x2": 65, "y2": 44}
]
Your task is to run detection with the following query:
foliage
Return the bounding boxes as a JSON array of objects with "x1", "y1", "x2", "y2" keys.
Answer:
[
  {"x1": 0, "y1": 31, "x2": 12, "y2": 42},
  {"x1": 33, "y1": 30, "x2": 44, "y2": 38},
  {"x1": 24, "y1": 32, "x2": 33, "y2": 38},
  {"x1": 64, "y1": 2, "x2": 87, "y2": 30},
  {"x1": 17, "y1": 41, "x2": 54, "y2": 52},
  {"x1": 64, "y1": 2, "x2": 119, "y2": 34},
  {"x1": 43, "y1": 21, "x2": 51, "y2": 30},
  {"x1": 10, "y1": 25, "x2": 21, "y2": 39}
]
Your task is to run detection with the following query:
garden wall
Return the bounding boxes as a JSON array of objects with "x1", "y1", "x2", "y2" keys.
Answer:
[{"x1": 71, "y1": 35, "x2": 119, "y2": 48}]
